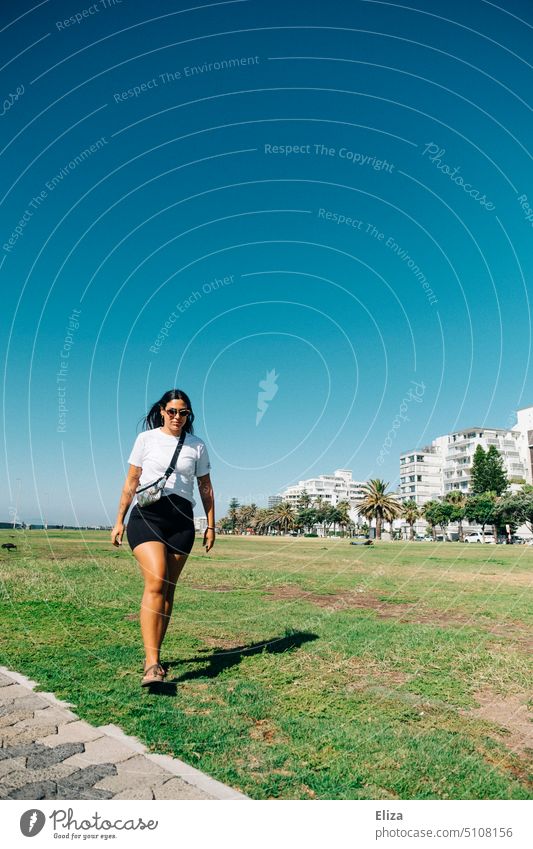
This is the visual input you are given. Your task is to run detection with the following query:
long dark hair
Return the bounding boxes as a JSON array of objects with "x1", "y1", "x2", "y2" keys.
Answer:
[{"x1": 138, "y1": 389, "x2": 195, "y2": 435}]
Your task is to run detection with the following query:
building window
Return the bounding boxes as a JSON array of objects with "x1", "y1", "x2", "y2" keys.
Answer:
[
  {"x1": 416, "y1": 455, "x2": 424, "y2": 461},
  {"x1": 417, "y1": 475, "x2": 422, "y2": 481}
]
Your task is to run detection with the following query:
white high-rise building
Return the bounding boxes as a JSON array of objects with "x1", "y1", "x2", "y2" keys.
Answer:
[
  {"x1": 398, "y1": 406, "x2": 533, "y2": 537},
  {"x1": 515, "y1": 406, "x2": 533, "y2": 485},
  {"x1": 279, "y1": 469, "x2": 366, "y2": 525},
  {"x1": 398, "y1": 444, "x2": 443, "y2": 505},
  {"x1": 399, "y1": 423, "x2": 528, "y2": 506},
  {"x1": 194, "y1": 515, "x2": 208, "y2": 533}
]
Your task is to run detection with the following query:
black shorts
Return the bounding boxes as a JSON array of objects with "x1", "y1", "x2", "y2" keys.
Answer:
[{"x1": 126, "y1": 494, "x2": 195, "y2": 555}]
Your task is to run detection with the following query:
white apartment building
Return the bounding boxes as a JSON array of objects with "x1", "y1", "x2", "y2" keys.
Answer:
[
  {"x1": 399, "y1": 425, "x2": 528, "y2": 506},
  {"x1": 279, "y1": 469, "x2": 366, "y2": 525},
  {"x1": 398, "y1": 445, "x2": 443, "y2": 506},
  {"x1": 398, "y1": 406, "x2": 533, "y2": 537},
  {"x1": 515, "y1": 406, "x2": 533, "y2": 485},
  {"x1": 194, "y1": 515, "x2": 208, "y2": 533}
]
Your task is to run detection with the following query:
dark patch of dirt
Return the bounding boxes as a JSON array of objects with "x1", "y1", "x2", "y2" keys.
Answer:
[
  {"x1": 461, "y1": 691, "x2": 533, "y2": 757},
  {"x1": 264, "y1": 586, "x2": 532, "y2": 649},
  {"x1": 248, "y1": 719, "x2": 280, "y2": 743}
]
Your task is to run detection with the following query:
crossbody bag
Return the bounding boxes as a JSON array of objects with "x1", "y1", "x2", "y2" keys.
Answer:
[{"x1": 135, "y1": 428, "x2": 186, "y2": 508}]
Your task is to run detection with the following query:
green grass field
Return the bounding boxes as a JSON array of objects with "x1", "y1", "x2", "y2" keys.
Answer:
[{"x1": 1, "y1": 529, "x2": 531, "y2": 799}]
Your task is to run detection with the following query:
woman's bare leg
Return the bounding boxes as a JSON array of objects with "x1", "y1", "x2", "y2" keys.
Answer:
[
  {"x1": 160, "y1": 550, "x2": 189, "y2": 647},
  {"x1": 132, "y1": 540, "x2": 168, "y2": 668}
]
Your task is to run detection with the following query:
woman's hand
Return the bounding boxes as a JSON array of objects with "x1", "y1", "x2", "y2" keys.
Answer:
[
  {"x1": 111, "y1": 522, "x2": 124, "y2": 547},
  {"x1": 203, "y1": 528, "x2": 215, "y2": 553}
]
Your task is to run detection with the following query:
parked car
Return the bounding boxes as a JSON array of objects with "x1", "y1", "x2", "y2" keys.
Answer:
[{"x1": 464, "y1": 532, "x2": 495, "y2": 544}]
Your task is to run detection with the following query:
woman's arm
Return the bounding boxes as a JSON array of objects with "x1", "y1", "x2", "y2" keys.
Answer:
[
  {"x1": 197, "y1": 473, "x2": 215, "y2": 552},
  {"x1": 111, "y1": 465, "x2": 141, "y2": 546}
]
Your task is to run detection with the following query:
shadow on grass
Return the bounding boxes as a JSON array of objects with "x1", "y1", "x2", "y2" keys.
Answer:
[{"x1": 142, "y1": 630, "x2": 318, "y2": 694}]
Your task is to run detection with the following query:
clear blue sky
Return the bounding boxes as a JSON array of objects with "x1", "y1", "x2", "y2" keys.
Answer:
[{"x1": 1, "y1": 0, "x2": 532, "y2": 524}]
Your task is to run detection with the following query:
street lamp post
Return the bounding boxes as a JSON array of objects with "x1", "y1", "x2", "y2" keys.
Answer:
[{"x1": 13, "y1": 478, "x2": 21, "y2": 529}]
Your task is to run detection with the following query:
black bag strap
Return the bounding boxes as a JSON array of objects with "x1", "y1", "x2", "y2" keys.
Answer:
[{"x1": 163, "y1": 427, "x2": 187, "y2": 478}]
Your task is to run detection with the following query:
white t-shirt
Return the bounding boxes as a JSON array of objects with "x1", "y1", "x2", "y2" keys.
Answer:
[{"x1": 127, "y1": 428, "x2": 211, "y2": 508}]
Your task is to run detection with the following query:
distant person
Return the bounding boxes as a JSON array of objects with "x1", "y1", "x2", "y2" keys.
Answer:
[{"x1": 111, "y1": 389, "x2": 215, "y2": 686}]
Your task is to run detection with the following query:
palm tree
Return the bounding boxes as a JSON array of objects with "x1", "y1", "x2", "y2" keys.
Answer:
[
  {"x1": 253, "y1": 507, "x2": 276, "y2": 535},
  {"x1": 324, "y1": 505, "x2": 339, "y2": 536},
  {"x1": 401, "y1": 499, "x2": 420, "y2": 540},
  {"x1": 312, "y1": 496, "x2": 328, "y2": 536},
  {"x1": 272, "y1": 501, "x2": 296, "y2": 535},
  {"x1": 335, "y1": 500, "x2": 351, "y2": 537},
  {"x1": 422, "y1": 500, "x2": 440, "y2": 541},
  {"x1": 358, "y1": 479, "x2": 401, "y2": 540},
  {"x1": 237, "y1": 504, "x2": 256, "y2": 534},
  {"x1": 444, "y1": 489, "x2": 466, "y2": 542}
]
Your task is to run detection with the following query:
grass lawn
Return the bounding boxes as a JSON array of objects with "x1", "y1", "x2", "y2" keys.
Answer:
[{"x1": 0, "y1": 529, "x2": 531, "y2": 799}]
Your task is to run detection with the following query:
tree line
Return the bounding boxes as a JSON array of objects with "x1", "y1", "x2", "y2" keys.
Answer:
[
  {"x1": 216, "y1": 444, "x2": 533, "y2": 541},
  {"x1": 410, "y1": 445, "x2": 533, "y2": 541}
]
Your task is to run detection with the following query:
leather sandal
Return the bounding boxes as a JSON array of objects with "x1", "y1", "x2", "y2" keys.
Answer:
[{"x1": 141, "y1": 663, "x2": 165, "y2": 686}]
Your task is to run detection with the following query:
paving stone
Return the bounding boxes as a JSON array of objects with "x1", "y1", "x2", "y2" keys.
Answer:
[
  {"x1": 0, "y1": 742, "x2": 49, "y2": 760},
  {"x1": 36, "y1": 720, "x2": 105, "y2": 746},
  {"x1": 94, "y1": 771, "x2": 170, "y2": 795},
  {"x1": 61, "y1": 735, "x2": 136, "y2": 769},
  {"x1": 65, "y1": 788, "x2": 115, "y2": 800},
  {"x1": 0, "y1": 709, "x2": 34, "y2": 729},
  {"x1": 0, "y1": 672, "x2": 244, "y2": 800},
  {"x1": 0, "y1": 755, "x2": 26, "y2": 779},
  {"x1": 26, "y1": 742, "x2": 85, "y2": 769},
  {"x1": 56, "y1": 762, "x2": 117, "y2": 793},
  {"x1": 112, "y1": 783, "x2": 157, "y2": 799},
  {"x1": 2, "y1": 761, "x2": 79, "y2": 790},
  {"x1": 0, "y1": 695, "x2": 50, "y2": 715},
  {"x1": 1, "y1": 723, "x2": 58, "y2": 746},
  {"x1": 10, "y1": 716, "x2": 58, "y2": 734},
  {"x1": 34, "y1": 692, "x2": 76, "y2": 710},
  {"x1": 114, "y1": 754, "x2": 171, "y2": 778},
  {"x1": 153, "y1": 777, "x2": 215, "y2": 800},
  {"x1": 12, "y1": 693, "x2": 51, "y2": 709},
  {"x1": 33, "y1": 705, "x2": 79, "y2": 725},
  {"x1": 0, "y1": 684, "x2": 37, "y2": 703},
  {"x1": 8, "y1": 780, "x2": 58, "y2": 799}
]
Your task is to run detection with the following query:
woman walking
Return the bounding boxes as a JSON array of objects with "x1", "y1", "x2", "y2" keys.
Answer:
[{"x1": 111, "y1": 389, "x2": 215, "y2": 686}]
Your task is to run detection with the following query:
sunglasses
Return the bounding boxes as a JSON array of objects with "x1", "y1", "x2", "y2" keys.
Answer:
[{"x1": 164, "y1": 408, "x2": 190, "y2": 418}]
